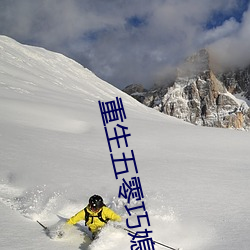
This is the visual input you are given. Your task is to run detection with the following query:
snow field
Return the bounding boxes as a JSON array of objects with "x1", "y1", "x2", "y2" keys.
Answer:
[{"x1": 0, "y1": 36, "x2": 250, "y2": 250}]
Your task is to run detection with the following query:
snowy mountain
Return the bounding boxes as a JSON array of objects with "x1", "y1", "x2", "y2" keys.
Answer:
[
  {"x1": 124, "y1": 49, "x2": 250, "y2": 130},
  {"x1": 217, "y1": 65, "x2": 250, "y2": 100},
  {"x1": 0, "y1": 36, "x2": 250, "y2": 250}
]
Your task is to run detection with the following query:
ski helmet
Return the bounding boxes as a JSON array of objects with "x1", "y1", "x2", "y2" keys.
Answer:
[{"x1": 89, "y1": 195, "x2": 104, "y2": 211}]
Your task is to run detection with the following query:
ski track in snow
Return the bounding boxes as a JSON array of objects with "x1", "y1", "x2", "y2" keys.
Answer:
[
  {"x1": 0, "y1": 181, "x2": 97, "y2": 249},
  {"x1": 0, "y1": 182, "x2": 125, "y2": 249},
  {"x1": 0, "y1": 179, "x2": 212, "y2": 250},
  {"x1": 0, "y1": 181, "x2": 61, "y2": 221}
]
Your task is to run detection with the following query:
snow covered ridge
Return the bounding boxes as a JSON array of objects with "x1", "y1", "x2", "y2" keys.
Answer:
[
  {"x1": 124, "y1": 49, "x2": 250, "y2": 130},
  {"x1": 0, "y1": 35, "x2": 140, "y2": 105},
  {"x1": 0, "y1": 35, "x2": 147, "y2": 132}
]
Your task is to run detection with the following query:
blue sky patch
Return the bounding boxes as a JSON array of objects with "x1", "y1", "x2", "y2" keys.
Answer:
[
  {"x1": 206, "y1": 0, "x2": 249, "y2": 29},
  {"x1": 126, "y1": 15, "x2": 148, "y2": 28}
]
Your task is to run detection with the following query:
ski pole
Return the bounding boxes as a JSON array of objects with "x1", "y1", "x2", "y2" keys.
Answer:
[
  {"x1": 123, "y1": 227, "x2": 181, "y2": 250},
  {"x1": 37, "y1": 220, "x2": 48, "y2": 231}
]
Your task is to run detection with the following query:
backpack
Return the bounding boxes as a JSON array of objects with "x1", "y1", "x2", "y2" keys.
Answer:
[{"x1": 84, "y1": 206, "x2": 109, "y2": 226}]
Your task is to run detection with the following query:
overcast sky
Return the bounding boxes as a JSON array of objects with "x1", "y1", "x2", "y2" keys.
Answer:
[{"x1": 0, "y1": 0, "x2": 249, "y2": 89}]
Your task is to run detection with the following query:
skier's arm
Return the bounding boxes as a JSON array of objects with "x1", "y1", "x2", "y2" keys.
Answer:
[
  {"x1": 104, "y1": 207, "x2": 122, "y2": 222},
  {"x1": 67, "y1": 209, "x2": 85, "y2": 225}
]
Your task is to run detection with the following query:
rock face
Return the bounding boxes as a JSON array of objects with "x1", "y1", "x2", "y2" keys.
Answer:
[
  {"x1": 217, "y1": 66, "x2": 250, "y2": 100},
  {"x1": 123, "y1": 49, "x2": 250, "y2": 130},
  {"x1": 123, "y1": 84, "x2": 147, "y2": 103}
]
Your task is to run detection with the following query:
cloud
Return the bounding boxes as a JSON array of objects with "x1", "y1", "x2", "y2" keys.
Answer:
[
  {"x1": 209, "y1": 4, "x2": 250, "y2": 69},
  {"x1": 0, "y1": 0, "x2": 249, "y2": 88},
  {"x1": 200, "y1": 18, "x2": 240, "y2": 45}
]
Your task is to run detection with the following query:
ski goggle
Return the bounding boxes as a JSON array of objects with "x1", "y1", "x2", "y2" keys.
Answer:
[{"x1": 90, "y1": 204, "x2": 101, "y2": 212}]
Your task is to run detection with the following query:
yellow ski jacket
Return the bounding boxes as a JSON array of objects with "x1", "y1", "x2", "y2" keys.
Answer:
[{"x1": 67, "y1": 206, "x2": 121, "y2": 233}]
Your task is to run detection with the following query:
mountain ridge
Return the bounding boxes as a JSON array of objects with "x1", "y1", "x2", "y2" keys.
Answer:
[{"x1": 123, "y1": 49, "x2": 250, "y2": 130}]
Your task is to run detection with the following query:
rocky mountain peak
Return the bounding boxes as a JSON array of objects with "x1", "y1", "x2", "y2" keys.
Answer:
[
  {"x1": 177, "y1": 48, "x2": 210, "y2": 78},
  {"x1": 123, "y1": 49, "x2": 250, "y2": 130}
]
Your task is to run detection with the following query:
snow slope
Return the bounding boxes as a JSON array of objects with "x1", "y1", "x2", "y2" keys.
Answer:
[{"x1": 0, "y1": 35, "x2": 250, "y2": 250}]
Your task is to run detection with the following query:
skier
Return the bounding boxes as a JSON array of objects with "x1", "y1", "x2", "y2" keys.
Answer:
[{"x1": 66, "y1": 194, "x2": 122, "y2": 239}]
